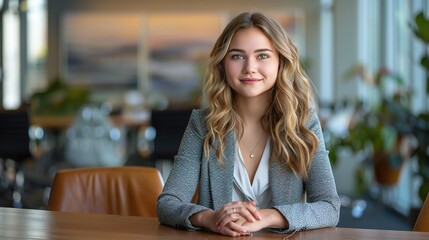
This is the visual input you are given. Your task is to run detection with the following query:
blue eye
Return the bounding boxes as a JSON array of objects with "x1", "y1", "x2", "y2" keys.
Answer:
[
  {"x1": 231, "y1": 54, "x2": 245, "y2": 60},
  {"x1": 258, "y1": 54, "x2": 269, "y2": 60}
]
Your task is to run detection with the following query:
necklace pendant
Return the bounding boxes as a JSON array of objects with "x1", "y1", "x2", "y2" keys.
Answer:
[{"x1": 250, "y1": 153, "x2": 254, "y2": 158}]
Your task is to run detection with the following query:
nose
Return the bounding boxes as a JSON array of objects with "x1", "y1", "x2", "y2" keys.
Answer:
[{"x1": 242, "y1": 58, "x2": 257, "y2": 74}]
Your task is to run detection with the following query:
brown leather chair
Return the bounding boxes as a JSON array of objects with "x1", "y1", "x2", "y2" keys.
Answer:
[
  {"x1": 47, "y1": 166, "x2": 164, "y2": 217},
  {"x1": 413, "y1": 193, "x2": 429, "y2": 232}
]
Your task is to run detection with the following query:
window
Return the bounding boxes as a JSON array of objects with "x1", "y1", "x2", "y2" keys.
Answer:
[
  {"x1": 1, "y1": 0, "x2": 47, "y2": 109},
  {"x1": 25, "y1": 0, "x2": 47, "y2": 98},
  {"x1": 2, "y1": 0, "x2": 20, "y2": 109}
]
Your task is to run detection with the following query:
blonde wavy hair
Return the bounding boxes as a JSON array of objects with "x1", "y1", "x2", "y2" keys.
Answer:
[{"x1": 203, "y1": 12, "x2": 318, "y2": 178}]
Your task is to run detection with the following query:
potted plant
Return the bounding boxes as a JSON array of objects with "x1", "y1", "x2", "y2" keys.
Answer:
[
  {"x1": 327, "y1": 65, "x2": 417, "y2": 195},
  {"x1": 328, "y1": 11, "x2": 429, "y2": 200}
]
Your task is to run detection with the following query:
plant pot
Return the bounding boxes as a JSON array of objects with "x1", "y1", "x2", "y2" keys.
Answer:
[{"x1": 373, "y1": 151, "x2": 403, "y2": 186}]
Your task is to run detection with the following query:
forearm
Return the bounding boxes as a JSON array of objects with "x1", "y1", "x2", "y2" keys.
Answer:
[
  {"x1": 259, "y1": 209, "x2": 289, "y2": 229},
  {"x1": 239, "y1": 208, "x2": 289, "y2": 233},
  {"x1": 189, "y1": 209, "x2": 215, "y2": 230}
]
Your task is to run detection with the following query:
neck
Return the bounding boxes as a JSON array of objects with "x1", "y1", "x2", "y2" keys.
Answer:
[{"x1": 235, "y1": 95, "x2": 269, "y2": 124}]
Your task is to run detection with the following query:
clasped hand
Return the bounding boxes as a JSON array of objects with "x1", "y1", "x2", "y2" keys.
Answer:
[
  {"x1": 212, "y1": 201, "x2": 265, "y2": 237},
  {"x1": 190, "y1": 200, "x2": 285, "y2": 236}
]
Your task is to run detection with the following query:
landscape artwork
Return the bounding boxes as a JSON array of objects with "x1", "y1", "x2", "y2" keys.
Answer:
[{"x1": 63, "y1": 12, "x2": 141, "y2": 89}]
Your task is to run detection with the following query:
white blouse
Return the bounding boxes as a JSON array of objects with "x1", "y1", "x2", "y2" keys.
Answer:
[{"x1": 232, "y1": 139, "x2": 273, "y2": 209}]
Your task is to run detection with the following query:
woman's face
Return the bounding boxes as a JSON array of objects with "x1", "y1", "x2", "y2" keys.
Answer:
[{"x1": 224, "y1": 27, "x2": 279, "y2": 99}]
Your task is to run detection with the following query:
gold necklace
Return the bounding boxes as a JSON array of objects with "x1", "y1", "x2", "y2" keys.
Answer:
[{"x1": 241, "y1": 136, "x2": 265, "y2": 158}]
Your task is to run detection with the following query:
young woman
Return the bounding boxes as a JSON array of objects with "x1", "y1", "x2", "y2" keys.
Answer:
[{"x1": 157, "y1": 12, "x2": 340, "y2": 237}]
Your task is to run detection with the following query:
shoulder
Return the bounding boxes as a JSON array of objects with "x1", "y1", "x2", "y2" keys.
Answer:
[
  {"x1": 188, "y1": 108, "x2": 209, "y2": 127},
  {"x1": 186, "y1": 108, "x2": 209, "y2": 136},
  {"x1": 306, "y1": 107, "x2": 320, "y2": 126},
  {"x1": 190, "y1": 108, "x2": 209, "y2": 122},
  {"x1": 305, "y1": 107, "x2": 325, "y2": 139}
]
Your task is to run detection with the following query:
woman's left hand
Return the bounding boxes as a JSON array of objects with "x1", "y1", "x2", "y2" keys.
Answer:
[
  {"x1": 215, "y1": 202, "x2": 289, "y2": 234},
  {"x1": 241, "y1": 209, "x2": 289, "y2": 232},
  {"x1": 215, "y1": 201, "x2": 261, "y2": 231}
]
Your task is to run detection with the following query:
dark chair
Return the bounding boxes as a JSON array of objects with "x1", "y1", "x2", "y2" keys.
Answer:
[
  {"x1": 150, "y1": 109, "x2": 192, "y2": 162},
  {"x1": 0, "y1": 108, "x2": 32, "y2": 207},
  {"x1": 0, "y1": 109, "x2": 31, "y2": 163}
]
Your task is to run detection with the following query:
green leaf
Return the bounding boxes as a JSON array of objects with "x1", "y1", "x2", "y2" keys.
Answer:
[
  {"x1": 415, "y1": 12, "x2": 429, "y2": 42},
  {"x1": 355, "y1": 166, "x2": 368, "y2": 196},
  {"x1": 381, "y1": 125, "x2": 397, "y2": 152},
  {"x1": 421, "y1": 55, "x2": 429, "y2": 72}
]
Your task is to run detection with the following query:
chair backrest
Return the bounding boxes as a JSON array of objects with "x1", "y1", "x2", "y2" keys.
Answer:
[
  {"x1": 0, "y1": 109, "x2": 31, "y2": 162},
  {"x1": 150, "y1": 109, "x2": 192, "y2": 161},
  {"x1": 47, "y1": 166, "x2": 164, "y2": 217},
  {"x1": 413, "y1": 193, "x2": 429, "y2": 232}
]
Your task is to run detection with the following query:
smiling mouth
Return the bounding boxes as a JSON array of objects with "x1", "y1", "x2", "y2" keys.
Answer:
[{"x1": 240, "y1": 78, "x2": 261, "y2": 83}]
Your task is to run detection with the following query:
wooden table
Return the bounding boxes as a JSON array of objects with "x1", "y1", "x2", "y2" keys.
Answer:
[{"x1": 0, "y1": 207, "x2": 428, "y2": 240}]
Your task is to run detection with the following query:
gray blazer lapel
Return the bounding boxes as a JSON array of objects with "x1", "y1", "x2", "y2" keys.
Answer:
[{"x1": 209, "y1": 132, "x2": 235, "y2": 210}]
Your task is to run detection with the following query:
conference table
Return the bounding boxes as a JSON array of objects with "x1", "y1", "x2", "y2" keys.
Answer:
[{"x1": 0, "y1": 207, "x2": 428, "y2": 240}]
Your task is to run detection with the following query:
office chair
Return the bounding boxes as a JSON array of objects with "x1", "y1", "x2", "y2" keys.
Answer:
[
  {"x1": 0, "y1": 108, "x2": 32, "y2": 207},
  {"x1": 149, "y1": 109, "x2": 192, "y2": 180},
  {"x1": 150, "y1": 109, "x2": 192, "y2": 162},
  {"x1": 413, "y1": 193, "x2": 429, "y2": 232},
  {"x1": 0, "y1": 108, "x2": 32, "y2": 164},
  {"x1": 46, "y1": 166, "x2": 164, "y2": 217}
]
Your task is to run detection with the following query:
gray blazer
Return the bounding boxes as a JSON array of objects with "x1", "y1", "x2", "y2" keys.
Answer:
[{"x1": 157, "y1": 108, "x2": 340, "y2": 232}]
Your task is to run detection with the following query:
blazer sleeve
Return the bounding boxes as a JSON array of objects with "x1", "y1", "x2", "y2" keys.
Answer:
[
  {"x1": 156, "y1": 109, "x2": 209, "y2": 231},
  {"x1": 272, "y1": 108, "x2": 341, "y2": 232}
]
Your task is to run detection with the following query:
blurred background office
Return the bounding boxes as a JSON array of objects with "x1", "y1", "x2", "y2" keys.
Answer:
[{"x1": 0, "y1": 0, "x2": 428, "y2": 232}]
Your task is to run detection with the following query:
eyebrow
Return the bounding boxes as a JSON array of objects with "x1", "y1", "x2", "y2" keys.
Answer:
[{"x1": 227, "y1": 48, "x2": 273, "y2": 53}]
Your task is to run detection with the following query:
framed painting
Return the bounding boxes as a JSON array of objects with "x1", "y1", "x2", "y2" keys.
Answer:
[
  {"x1": 60, "y1": 11, "x2": 305, "y2": 108},
  {"x1": 62, "y1": 12, "x2": 141, "y2": 89}
]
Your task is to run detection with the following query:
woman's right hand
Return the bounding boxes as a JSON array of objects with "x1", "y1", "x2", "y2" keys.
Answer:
[
  {"x1": 190, "y1": 201, "x2": 260, "y2": 237},
  {"x1": 189, "y1": 209, "x2": 247, "y2": 237},
  {"x1": 214, "y1": 201, "x2": 261, "y2": 229}
]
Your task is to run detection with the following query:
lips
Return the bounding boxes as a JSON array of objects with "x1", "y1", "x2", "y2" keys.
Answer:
[{"x1": 240, "y1": 78, "x2": 261, "y2": 83}]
